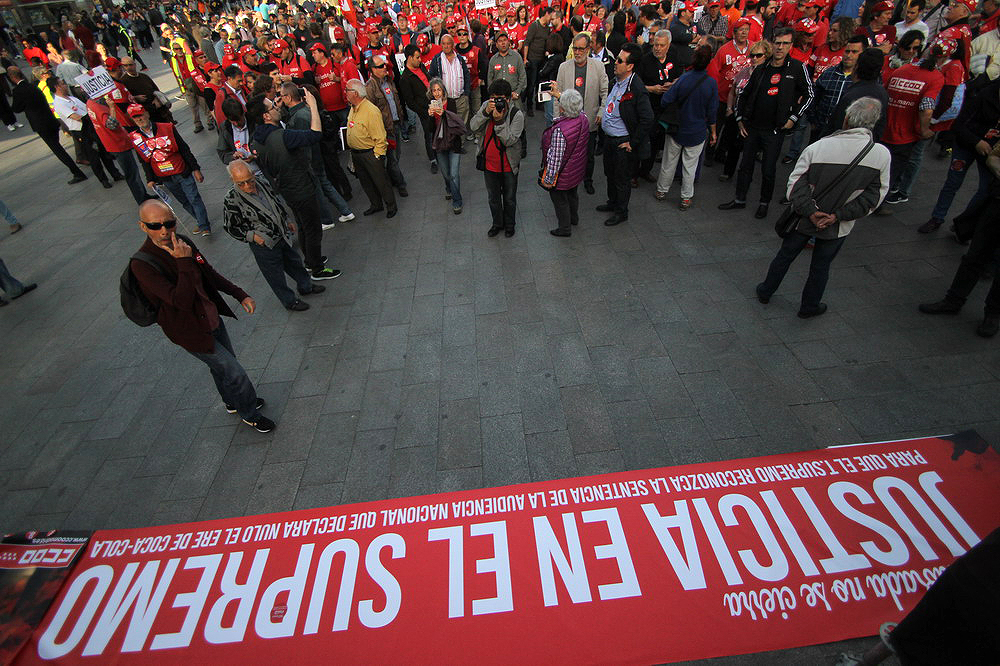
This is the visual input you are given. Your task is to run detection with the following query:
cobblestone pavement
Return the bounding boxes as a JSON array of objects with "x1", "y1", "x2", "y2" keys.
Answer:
[{"x1": 0, "y1": 50, "x2": 994, "y2": 664}]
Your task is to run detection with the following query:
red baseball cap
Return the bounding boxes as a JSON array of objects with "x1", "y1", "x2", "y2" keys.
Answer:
[
  {"x1": 193, "y1": 49, "x2": 206, "y2": 57},
  {"x1": 952, "y1": 0, "x2": 975, "y2": 12},
  {"x1": 733, "y1": 16, "x2": 752, "y2": 29},
  {"x1": 104, "y1": 56, "x2": 121, "y2": 70},
  {"x1": 872, "y1": 1, "x2": 893, "y2": 12},
  {"x1": 445, "y1": 16, "x2": 456, "y2": 26},
  {"x1": 333, "y1": 26, "x2": 347, "y2": 40},
  {"x1": 707, "y1": 0, "x2": 722, "y2": 7},
  {"x1": 309, "y1": 42, "x2": 328, "y2": 53},
  {"x1": 673, "y1": 1, "x2": 694, "y2": 11},
  {"x1": 239, "y1": 45, "x2": 257, "y2": 56},
  {"x1": 126, "y1": 103, "x2": 146, "y2": 117},
  {"x1": 205, "y1": 62, "x2": 222, "y2": 72},
  {"x1": 269, "y1": 39, "x2": 286, "y2": 53}
]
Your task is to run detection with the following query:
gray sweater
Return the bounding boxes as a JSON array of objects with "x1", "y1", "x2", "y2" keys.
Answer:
[{"x1": 469, "y1": 101, "x2": 525, "y2": 174}]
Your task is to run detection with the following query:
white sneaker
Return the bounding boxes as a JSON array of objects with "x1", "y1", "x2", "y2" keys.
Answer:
[
  {"x1": 338, "y1": 212, "x2": 355, "y2": 222},
  {"x1": 321, "y1": 221, "x2": 336, "y2": 230},
  {"x1": 6, "y1": 125, "x2": 14, "y2": 132}
]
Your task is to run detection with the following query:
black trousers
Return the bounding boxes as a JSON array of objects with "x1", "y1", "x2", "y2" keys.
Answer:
[
  {"x1": 38, "y1": 129, "x2": 86, "y2": 178},
  {"x1": 603, "y1": 134, "x2": 633, "y2": 217},
  {"x1": 286, "y1": 192, "x2": 323, "y2": 272},
  {"x1": 638, "y1": 121, "x2": 666, "y2": 177},
  {"x1": 549, "y1": 186, "x2": 579, "y2": 230},
  {"x1": 420, "y1": 114, "x2": 436, "y2": 163},
  {"x1": 0, "y1": 92, "x2": 15, "y2": 126},
  {"x1": 484, "y1": 170, "x2": 518, "y2": 231},
  {"x1": 735, "y1": 125, "x2": 784, "y2": 204},
  {"x1": 526, "y1": 59, "x2": 545, "y2": 111},
  {"x1": 886, "y1": 140, "x2": 917, "y2": 192},
  {"x1": 943, "y1": 206, "x2": 1000, "y2": 316},
  {"x1": 353, "y1": 148, "x2": 396, "y2": 210},
  {"x1": 71, "y1": 121, "x2": 120, "y2": 183},
  {"x1": 249, "y1": 238, "x2": 314, "y2": 307}
]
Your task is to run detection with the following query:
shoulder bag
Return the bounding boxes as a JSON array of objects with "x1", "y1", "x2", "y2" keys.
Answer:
[
  {"x1": 775, "y1": 137, "x2": 875, "y2": 238},
  {"x1": 657, "y1": 73, "x2": 709, "y2": 136}
]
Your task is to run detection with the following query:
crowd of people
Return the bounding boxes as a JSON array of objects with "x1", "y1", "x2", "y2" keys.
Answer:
[{"x1": 1, "y1": 0, "x2": 999, "y2": 428}]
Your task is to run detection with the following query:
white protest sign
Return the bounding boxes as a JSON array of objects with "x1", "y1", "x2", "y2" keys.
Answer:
[
  {"x1": 75, "y1": 66, "x2": 117, "y2": 99},
  {"x1": 475, "y1": 0, "x2": 496, "y2": 9}
]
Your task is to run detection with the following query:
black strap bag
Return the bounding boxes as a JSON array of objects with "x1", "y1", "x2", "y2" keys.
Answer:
[
  {"x1": 120, "y1": 251, "x2": 170, "y2": 327},
  {"x1": 775, "y1": 137, "x2": 875, "y2": 238}
]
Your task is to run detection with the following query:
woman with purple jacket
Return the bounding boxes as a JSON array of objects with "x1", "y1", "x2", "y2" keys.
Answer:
[{"x1": 540, "y1": 89, "x2": 590, "y2": 237}]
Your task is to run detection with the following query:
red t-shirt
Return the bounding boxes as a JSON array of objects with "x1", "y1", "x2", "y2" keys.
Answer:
[
  {"x1": 932, "y1": 59, "x2": 966, "y2": 132},
  {"x1": 86, "y1": 99, "x2": 132, "y2": 153},
  {"x1": 315, "y1": 60, "x2": 345, "y2": 111},
  {"x1": 747, "y1": 15, "x2": 765, "y2": 44},
  {"x1": 857, "y1": 23, "x2": 896, "y2": 47},
  {"x1": 883, "y1": 64, "x2": 944, "y2": 145},
  {"x1": 790, "y1": 46, "x2": 812, "y2": 62},
  {"x1": 484, "y1": 122, "x2": 511, "y2": 172},
  {"x1": 710, "y1": 40, "x2": 752, "y2": 103},
  {"x1": 809, "y1": 43, "x2": 843, "y2": 80},
  {"x1": 775, "y1": 1, "x2": 803, "y2": 26}
]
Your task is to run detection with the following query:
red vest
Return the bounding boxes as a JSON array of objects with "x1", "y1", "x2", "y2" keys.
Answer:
[
  {"x1": 130, "y1": 123, "x2": 186, "y2": 178},
  {"x1": 279, "y1": 53, "x2": 313, "y2": 79}
]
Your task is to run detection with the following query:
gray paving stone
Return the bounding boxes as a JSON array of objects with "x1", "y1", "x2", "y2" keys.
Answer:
[
  {"x1": 322, "y1": 356, "x2": 371, "y2": 414},
  {"x1": 443, "y1": 303, "x2": 476, "y2": 347},
  {"x1": 166, "y1": 425, "x2": 237, "y2": 500},
  {"x1": 680, "y1": 370, "x2": 758, "y2": 440},
  {"x1": 265, "y1": 395, "x2": 325, "y2": 464},
  {"x1": 293, "y1": 483, "x2": 344, "y2": 510},
  {"x1": 341, "y1": 428, "x2": 394, "y2": 504},
  {"x1": 357, "y1": 370, "x2": 403, "y2": 431},
  {"x1": 370, "y1": 324, "x2": 410, "y2": 372},
  {"x1": 548, "y1": 332, "x2": 595, "y2": 387},
  {"x1": 481, "y1": 413, "x2": 530, "y2": 487},
  {"x1": 197, "y1": 440, "x2": 267, "y2": 520},
  {"x1": 477, "y1": 358, "x2": 521, "y2": 417},
  {"x1": 440, "y1": 345, "x2": 479, "y2": 401},
  {"x1": 394, "y1": 382, "x2": 440, "y2": 449},
  {"x1": 290, "y1": 345, "x2": 340, "y2": 398},
  {"x1": 249, "y1": 460, "x2": 306, "y2": 515},
  {"x1": 389, "y1": 445, "x2": 439, "y2": 498},
  {"x1": 438, "y1": 397, "x2": 482, "y2": 470},
  {"x1": 302, "y1": 412, "x2": 358, "y2": 486},
  {"x1": 518, "y1": 370, "x2": 566, "y2": 435},
  {"x1": 560, "y1": 384, "x2": 619, "y2": 454}
]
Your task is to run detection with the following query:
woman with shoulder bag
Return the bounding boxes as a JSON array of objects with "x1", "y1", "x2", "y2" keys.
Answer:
[
  {"x1": 655, "y1": 44, "x2": 719, "y2": 210},
  {"x1": 540, "y1": 89, "x2": 589, "y2": 236},
  {"x1": 428, "y1": 77, "x2": 469, "y2": 214},
  {"x1": 469, "y1": 79, "x2": 525, "y2": 237}
]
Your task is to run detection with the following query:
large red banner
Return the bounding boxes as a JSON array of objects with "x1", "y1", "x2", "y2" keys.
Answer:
[{"x1": 16, "y1": 435, "x2": 1000, "y2": 664}]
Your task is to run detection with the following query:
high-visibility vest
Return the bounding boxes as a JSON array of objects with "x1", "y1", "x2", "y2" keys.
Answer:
[
  {"x1": 169, "y1": 37, "x2": 195, "y2": 81},
  {"x1": 130, "y1": 122, "x2": 187, "y2": 178}
]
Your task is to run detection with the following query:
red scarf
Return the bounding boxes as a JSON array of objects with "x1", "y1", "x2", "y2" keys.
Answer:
[{"x1": 408, "y1": 64, "x2": 430, "y2": 89}]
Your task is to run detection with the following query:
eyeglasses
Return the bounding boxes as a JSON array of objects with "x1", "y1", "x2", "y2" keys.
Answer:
[
  {"x1": 143, "y1": 219, "x2": 177, "y2": 230},
  {"x1": 457, "y1": 31, "x2": 468, "y2": 35},
  {"x1": 773, "y1": 40, "x2": 792, "y2": 46},
  {"x1": 572, "y1": 46, "x2": 588, "y2": 51}
]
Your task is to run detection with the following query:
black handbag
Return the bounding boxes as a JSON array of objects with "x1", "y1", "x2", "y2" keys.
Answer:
[
  {"x1": 657, "y1": 73, "x2": 708, "y2": 136},
  {"x1": 775, "y1": 137, "x2": 875, "y2": 238}
]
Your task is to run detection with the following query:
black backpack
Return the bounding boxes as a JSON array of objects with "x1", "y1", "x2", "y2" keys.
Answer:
[{"x1": 120, "y1": 252, "x2": 171, "y2": 327}]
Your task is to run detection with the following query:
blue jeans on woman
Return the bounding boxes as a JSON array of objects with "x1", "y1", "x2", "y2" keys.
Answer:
[
  {"x1": 758, "y1": 231, "x2": 848, "y2": 311},
  {"x1": 0, "y1": 198, "x2": 17, "y2": 229},
  {"x1": 435, "y1": 150, "x2": 462, "y2": 208},
  {"x1": 162, "y1": 173, "x2": 211, "y2": 232},
  {"x1": 0, "y1": 257, "x2": 26, "y2": 299}
]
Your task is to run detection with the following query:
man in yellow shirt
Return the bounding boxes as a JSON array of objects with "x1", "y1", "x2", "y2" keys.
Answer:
[{"x1": 345, "y1": 79, "x2": 397, "y2": 217}]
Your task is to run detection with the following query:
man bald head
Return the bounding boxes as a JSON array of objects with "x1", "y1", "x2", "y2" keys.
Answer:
[{"x1": 138, "y1": 199, "x2": 178, "y2": 249}]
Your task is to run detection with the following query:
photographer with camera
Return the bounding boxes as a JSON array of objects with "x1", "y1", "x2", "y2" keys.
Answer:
[{"x1": 470, "y1": 79, "x2": 525, "y2": 238}]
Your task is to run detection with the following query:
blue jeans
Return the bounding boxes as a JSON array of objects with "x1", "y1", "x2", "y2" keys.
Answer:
[
  {"x1": 435, "y1": 150, "x2": 462, "y2": 207},
  {"x1": 758, "y1": 231, "x2": 848, "y2": 311},
  {"x1": 931, "y1": 144, "x2": 994, "y2": 221},
  {"x1": 895, "y1": 137, "x2": 930, "y2": 197},
  {"x1": 317, "y1": 170, "x2": 352, "y2": 217},
  {"x1": 162, "y1": 173, "x2": 211, "y2": 232},
  {"x1": 114, "y1": 150, "x2": 150, "y2": 204},
  {"x1": 249, "y1": 238, "x2": 314, "y2": 308},
  {"x1": 785, "y1": 116, "x2": 810, "y2": 160},
  {"x1": 0, "y1": 257, "x2": 26, "y2": 298},
  {"x1": 0, "y1": 198, "x2": 17, "y2": 228},
  {"x1": 186, "y1": 321, "x2": 261, "y2": 421}
]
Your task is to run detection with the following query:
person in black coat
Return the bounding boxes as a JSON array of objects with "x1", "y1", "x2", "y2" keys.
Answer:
[
  {"x1": 596, "y1": 43, "x2": 653, "y2": 226},
  {"x1": 6, "y1": 65, "x2": 87, "y2": 183}
]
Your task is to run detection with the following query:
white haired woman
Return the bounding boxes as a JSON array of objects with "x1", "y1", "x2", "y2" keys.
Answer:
[
  {"x1": 428, "y1": 77, "x2": 468, "y2": 214},
  {"x1": 540, "y1": 89, "x2": 589, "y2": 237}
]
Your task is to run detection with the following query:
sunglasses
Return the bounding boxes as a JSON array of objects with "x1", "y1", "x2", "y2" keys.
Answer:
[
  {"x1": 750, "y1": 52, "x2": 765, "y2": 58},
  {"x1": 371, "y1": 62, "x2": 386, "y2": 68},
  {"x1": 616, "y1": 57, "x2": 627, "y2": 63},
  {"x1": 144, "y1": 219, "x2": 177, "y2": 230},
  {"x1": 457, "y1": 30, "x2": 468, "y2": 35}
]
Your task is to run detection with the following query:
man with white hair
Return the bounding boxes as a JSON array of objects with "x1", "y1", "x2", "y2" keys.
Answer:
[
  {"x1": 754, "y1": 97, "x2": 890, "y2": 319},
  {"x1": 345, "y1": 78, "x2": 397, "y2": 217},
  {"x1": 222, "y1": 160, "x2": 326, "y2": 312}
]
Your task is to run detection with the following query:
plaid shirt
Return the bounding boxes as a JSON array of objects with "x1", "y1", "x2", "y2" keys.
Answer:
[
  {"x1": 809, "y1": 63, "x2": 852, "y2": 129},
  {"x1": 697, "y1": 13, "x2": 730, "y2": 38}
]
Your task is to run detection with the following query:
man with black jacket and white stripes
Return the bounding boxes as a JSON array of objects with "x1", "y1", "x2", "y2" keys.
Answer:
[{"x1": 718, "y1": 27, "x2": 814, "y2": 219}]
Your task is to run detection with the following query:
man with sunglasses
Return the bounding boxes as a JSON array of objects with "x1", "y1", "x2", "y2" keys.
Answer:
[
  {"x1": 719, "y1": 27, "x2": 814, "y2": 219},
  {"x1": 131, "y1": 199, "x2": 275, "y2": 433}
]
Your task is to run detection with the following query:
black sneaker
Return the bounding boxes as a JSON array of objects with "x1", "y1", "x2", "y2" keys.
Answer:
[
  {"x1": 976, "y1": 316, "x2": 1000, "y2": 338},
  {"x1": 301, "y1": 284, "x2": 326, "y2": 295},
  {"x1": 430, "y1": 160, "x2": 438, "y2": 174},
  {"x1": 918, "y1": 300, "x2": 962, "y2": 315},
  {"x1": 885, "y1": 191, "x2": 908, "y2": 204},
  {"x1": 226, "y1": 398, "x2": 266, "y2": 414},
  {"x1": 312, "y1": 268, "x2": 341, "y2": 280},
  {"x1": 287, "y1": 299, "x2": 310, "y2": 311},
  {"x1": 242, "y1": 415, "x2": 276, "y2": 433}
]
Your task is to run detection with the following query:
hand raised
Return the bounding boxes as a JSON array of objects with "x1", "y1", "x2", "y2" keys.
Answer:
[{"x1": 169, "y1": 232, "x2": 193, "y2": 258}]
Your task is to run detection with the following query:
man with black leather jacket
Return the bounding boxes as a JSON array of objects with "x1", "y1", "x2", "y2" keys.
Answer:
[{"x1": 719, "y1": 27, "x2": 813, "y2": 219}]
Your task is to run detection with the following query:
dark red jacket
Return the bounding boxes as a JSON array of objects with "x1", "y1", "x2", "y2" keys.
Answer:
[{"x1": 131, "y1": 236, "x2": 248, "y2": 353}]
